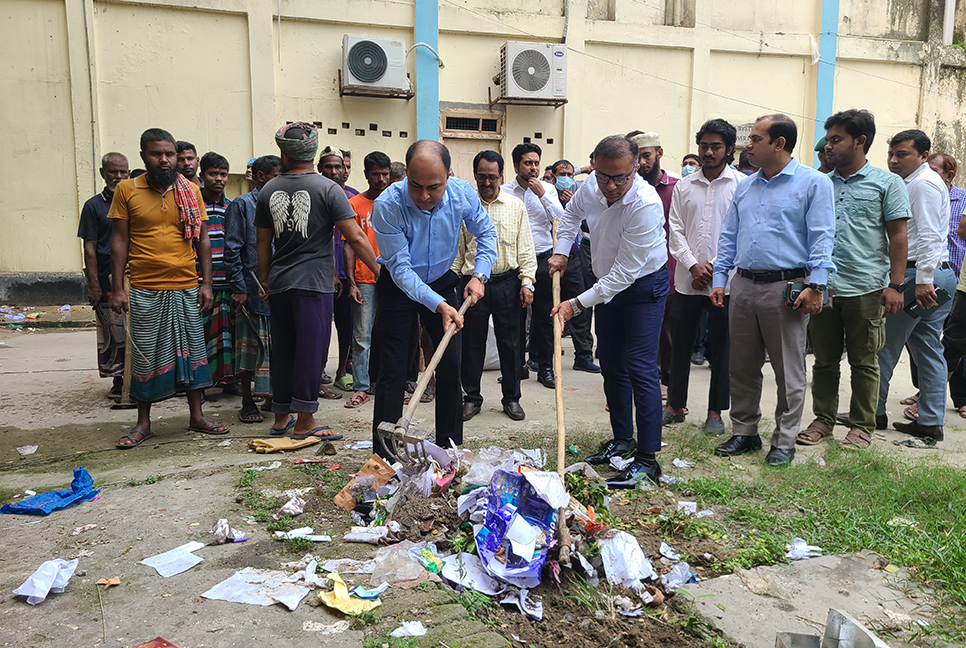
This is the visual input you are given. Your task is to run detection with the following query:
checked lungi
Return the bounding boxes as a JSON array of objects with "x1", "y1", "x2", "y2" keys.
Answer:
[
  {"x1": 204, "y1": 289, "x2": 235, "y2": 386},
  {"x1": 234, "y1": 309, "x2": 272, "y2": 397},
  {"x1": 93, "y1": 302, "x2": 125, "y2": 378},
  {"x1": 129, "y1": 286, "x2": 213, "y2": 402}
]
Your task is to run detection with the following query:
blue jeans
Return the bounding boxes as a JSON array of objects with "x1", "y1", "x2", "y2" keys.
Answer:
[
  {"x1": 595, "y1": 267, "x2": 669, "y2": 455},
  {"x1": 877, "y1": 267, "x2": 956, "y2": 426},
  {"x1": 350, "y1": 282, "x2": 378, "y2": 392}
]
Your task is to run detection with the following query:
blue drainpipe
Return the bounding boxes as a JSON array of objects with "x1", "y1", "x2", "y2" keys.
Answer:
[
  {"x1": 414, "y1": 0, "x2": 440, "y2": 141},
  {"x1": 814, "y1": 0, "x2": 839, "y2": 166}
]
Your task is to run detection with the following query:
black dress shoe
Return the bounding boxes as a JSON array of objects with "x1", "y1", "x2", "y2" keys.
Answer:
[
  {"x1": 503, "y1": 401, "x2": 526, "y2": 421},
  {"x1": 573, "y1": 359, "x2": 601, "y2": 373},
  {"x1": 585, "y1": 438, "x2": 635, "y2": 465},
  {"x1": 606, "y1": 457, "x2": 662, "y2": 489},
  {"x1": 537, "y1": 368, "x2": 555, "y2": 388},
  {"x1": 765, "y1": 446, "x2": 795, "y2": 467},
  {"x1": 713, "y1": 434, "x2": 762, "y2": 457},
  {"x1": 527, "y1": 360, "x2": 539, "y2": 373},
  {"x1": 876, "y1": 414, "x2": 888, "y2": 430},
  {"x1": 462, "y1": 402, "x2": 482, "y2": 421},
  {"x1": 662, "y1": 409, "x2": 686, "y2": 425},
  {"x1": 893, "y1": 420, "x2": 943, "y2": 441}
]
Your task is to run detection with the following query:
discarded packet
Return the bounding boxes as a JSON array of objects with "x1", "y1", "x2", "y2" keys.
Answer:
[
  {"x1": 418, "y1": 546, "x2": 443, "y2": 574},
  {"x1": 210, "y1": 519, "x2": 247, "y2": 543},
  {"x1": 13, "y1": 559, "x2": 78, "y2": 604}
]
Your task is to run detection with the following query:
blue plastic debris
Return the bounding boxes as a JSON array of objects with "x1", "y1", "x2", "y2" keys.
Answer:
[{"x1": 0, "y1": 467, "x2": 100, "y2": 516}]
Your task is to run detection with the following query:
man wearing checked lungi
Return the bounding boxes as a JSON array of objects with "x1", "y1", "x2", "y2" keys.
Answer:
[{"x1": 109, "y1": 127, "x2": 230, "y2": 448}]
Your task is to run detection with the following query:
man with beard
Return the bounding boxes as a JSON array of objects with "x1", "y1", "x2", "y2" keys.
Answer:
[
  {"x1": 666, "y1": 119, "x2": 742, "y2": 435},
  {"x1": 176, "y1": 141, "x2": 201, "y2": 187},
  {"x1": 631, "y1": 132, "x2": 678, "y2": 397},
  {"x1": 78, "y1": 152, "x2": 130, "y2": 400},
  {"x1": 797, "y1": 110, "x2": 909, "y2": 450},
  {"x1": 504, "y1": 143, "x2": 565, "y2": 388},
  {"x1": 109, "y1": 128, "x2": 229, "y2": 448}
]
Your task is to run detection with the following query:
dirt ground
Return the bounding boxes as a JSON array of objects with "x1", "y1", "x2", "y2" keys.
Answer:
[{"x1": 1, "y1": 326, "x2": 963, "y2": 648}]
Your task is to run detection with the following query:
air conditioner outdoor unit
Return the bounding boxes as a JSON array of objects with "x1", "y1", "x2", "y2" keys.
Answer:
[
  {"x1": 500, "y1": 41, "x2": 567, "y2": 100},
  {"x1": 342, "y1": 34, "x2": 409, "y2": 92}
]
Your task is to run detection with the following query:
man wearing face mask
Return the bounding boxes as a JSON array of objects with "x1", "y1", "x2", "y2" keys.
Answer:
[{"x1": 682, "y1": 154, "x2": 700, "y2": 177}]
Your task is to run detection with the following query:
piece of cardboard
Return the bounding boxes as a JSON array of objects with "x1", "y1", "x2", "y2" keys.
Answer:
[{"x1": 333, "y1": 454, "x2": 395, "y2": 511}]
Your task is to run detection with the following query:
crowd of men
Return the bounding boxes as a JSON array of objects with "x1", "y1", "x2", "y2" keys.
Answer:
[{"x1": 77, "y1": 107, "x2": 966, "y2": 487}]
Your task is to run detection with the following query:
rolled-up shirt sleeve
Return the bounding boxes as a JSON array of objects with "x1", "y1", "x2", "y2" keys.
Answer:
[{"x1": 373, "y1": 197, "x2": 445, "y2": 312}]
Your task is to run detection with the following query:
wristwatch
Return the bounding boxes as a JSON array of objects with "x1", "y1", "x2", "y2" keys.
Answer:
[
  {"x1": 568, "y1": 298, "x2": 583, "y2": 317},
  {"x1": 808, "y1": 283, "x2": 827, "y2": 294},
  {"x1": 888, "y1": 282, "x2": 903, "y2": 292},
  {"x1": 471, "y1": 272, "x2": 488, "y2": 285}
]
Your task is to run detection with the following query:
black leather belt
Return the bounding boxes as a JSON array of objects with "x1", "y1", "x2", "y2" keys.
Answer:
[
  {"x1": 488, "y1": 269, "x2": 519, "y2": 283},
  {"x1": 736, "y1": 267, "x2": 806, "y2": 283},
  {"x1": 906, "y1": 260, "x2": 951, "y2": 270}
]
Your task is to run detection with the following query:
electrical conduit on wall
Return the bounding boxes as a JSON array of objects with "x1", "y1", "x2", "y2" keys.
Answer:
[
  {"x1": 814, "y1": 0, "x2": 840, "y2": 166},
  {"x1": 414, "y1": 0, "x2": 440, "y2": 141}
]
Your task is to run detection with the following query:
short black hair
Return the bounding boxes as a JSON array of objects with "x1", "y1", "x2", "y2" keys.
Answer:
[
  {"x1": 200, "y1": 151, "x2": 229, "y2": 173},
  {"x1": 252, "y1": 155, "x2": 281, "y2": 177},
  {"x1": 594, "y1": 135, "x2": 638, "y2": 162},
  {"x1": 405, "y1": 140, "x2": 451, "y2": 172},
  {"x1": 285, "y1": 127, "x2": 308, "y2": 140},
  {"x1": 824, "y1": 109, "x2": 876, "y2": 153},
  {"x1": 738, "y1": 149, "x2": 757, "y2": 171},
  {"x1": 683, "y1": 153, "x2": 700, "y2": 165},
  {"x1": 756, "y1": 114, "x2": 797, "y2": 152},
  {"x1": 625, "y1": 130, "x2": 644, "y2": 139},
  {"x1": 141, "y1": 128, "x2": 175, "y2": 152},
  {"x1": 130, "y1": 168, "x2": 146, "y2": 178},
  {"x1": 552, "y1": 159, "x2": 574, "y2": 174},
  {"x1": 473, "y1": 150, "x2": 504, "y2": 175},
  {"x1": 176, "y1": 140, "x2": 196, "y2": 155},
  {"x1": 889, "y1": 129, "x2": 931, "y2": 156},
  {"x1": 364, "y1": 151, "x2": 391, "y2": 174},
  {"x1": 696, "y1": 118, "x2": 738, "y2": 164},
  {"x1": 343, "y1": 150, "x2": 351, "y2": 159},
  {"x1": 511, "y1": 143, "x2": 542, "y2": 166}
]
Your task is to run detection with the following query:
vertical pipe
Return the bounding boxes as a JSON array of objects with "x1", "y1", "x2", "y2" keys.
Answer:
[
  {"x1": 814, "y1": 0, "x2": 840, "y2": 166},
  {"x1": 414, "y1": 0, "x2": 440, "y2": 141},
  {"x1": 943, "y1": 0, "x2": 956, "y2": 45}
]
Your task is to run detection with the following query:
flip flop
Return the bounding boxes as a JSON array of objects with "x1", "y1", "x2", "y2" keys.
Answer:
[
  {"x1": 270, "y1": 415, "x2": 297, "y2": 436},
  {"x1": 187, "y1": 417, "x2": 230, "y2": 435},
  {"x1": 319, "y1": 386, "x2": 342, "y2": 400},
  {"x1": 344, "y1": 391, "x2": 370, "y2": 409},
  {"x1": 334, "y1": 375, "x2": 354, "y2": 391},
  {"x1": 116, "y1": 427, "x2": 155, "y2": 450},
  {"x1": 900, "y1": 393, "x2": 919, "y2": 405},
  {"x1": 238, "y1": 402, "x2": 264, "y2": 424},
  {"x1": 292, "y1": 426, "x2": 344, "y2": 440}
]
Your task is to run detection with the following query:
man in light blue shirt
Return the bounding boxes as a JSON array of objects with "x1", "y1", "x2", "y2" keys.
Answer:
[
  {"x1": 710, "y1": 114, "x2": 835, "y2": 467},
  {"x1": 370, "y1": 140, "x2": 496, "y2": 457}
]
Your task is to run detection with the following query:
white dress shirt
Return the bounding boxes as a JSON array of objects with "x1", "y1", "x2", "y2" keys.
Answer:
[
  {"x1": 904, "y1": 162, "x2": 950, "y2": 284},
  {"x1": 554, "y1": 173, "x2": 668, "y2": 308},
  {"x1": 668, "y1": 165, "x2": 742, "y2": 295},
  {"x1": 503, "y1": 177, "x2": 565, "y2": 253}
]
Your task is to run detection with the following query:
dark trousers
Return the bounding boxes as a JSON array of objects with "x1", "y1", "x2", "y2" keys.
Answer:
[
  {"x1": 596, "y1": 267, "x2": 669, "y2": 455},
  {"x1": 942, "y1": 292, "x2": 966, "y2": 406},
  {"x1": 269, "y1": 289, "x2": 332, "y2": 414},
  {"x1": 560, "y1": 250, "x2": 594, "y2": 363},
  {"x1": 462, "y1": 271, "x2": 522, "y2": 407},
  {"x1": 578, "y1": 239, "x2": 597, "y2": 351},
  {"x1": 521, "y1": 250, "x2": 554, "y2": 371},
  {"x1": 667, "y1": 293, "x2": 730, "y2": 412},
  {"x1": 332, "y1": 285, "x2": 353, "y2": 373},
  {"x1": 659, "y1": 293, "x2": 676, "y2": 385},
  {"x1": 371, "y1": 270, "x2": 462, "y2": 457},
  {"x1": 919, "y1": 313, "x2": 966, "y2": 407}
]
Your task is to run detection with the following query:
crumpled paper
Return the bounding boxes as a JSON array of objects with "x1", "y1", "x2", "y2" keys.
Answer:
[
  {"x1": 660, "y1": 562, "x2": 694, "y2": 591},
  {"x1": 785, "y1": 537, "x2": 823, "y2": 560},
  {"x1": 318, "y1": 572, "x2": 381, "y2": 614},
  {"x1": 13, "y1": 559, "x2": 78, "y2": 604},
  {"x1": 390, "y1": 621, "x2": 427, "y2": 637},
  {"x1": 201, "y1": 567, "x2": 311, "y2": 610},
  {"x1": 599, "y1": 531, "x2": 657, "y2": 588}
]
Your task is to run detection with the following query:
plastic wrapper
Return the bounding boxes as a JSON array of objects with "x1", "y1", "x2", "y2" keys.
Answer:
[
  {"x1": 210, "y1": 519, "x2": 247, "y2": 543},
  {"x1": 785, "y1": 537, "x2": 823, "y2": 560},
  {"x1": 390, "y1": 621, "x2": 427, "y2": 637},
  {"x1": 660, "y1": 562, "x2": 694, "y2": 591},
  {"x1": 599, "y1": 531, "x2": 657, "y2": 588},
  {"x1": 1, "y1": 467, "x2": 99, "y2": 516},
  {"x1": 13, "y1": 559, "x2": 78, "y2": 604},
  {"x1": 279, "y1": 495, "x2": 306, "y2": 517},
  {"x1": 370, "y1": 540, "x2": 423, "y2": 585}
]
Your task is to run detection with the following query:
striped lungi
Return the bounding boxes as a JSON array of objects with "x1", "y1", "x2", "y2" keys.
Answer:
[
  {"x1": 94, "y1": 302, "x2": 125, "y2": 378},
  {"x1": 129, "y1": 286, "x2": 213, "y2": 402},
  {"x1": 204, "y1": 289, "x2": 235, "y2": 386},
  {"x1": 234, "y1": 308, "x2": 272, "y2": 396}
]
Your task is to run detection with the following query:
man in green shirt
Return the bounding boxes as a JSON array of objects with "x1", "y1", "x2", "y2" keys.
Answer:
[{"x1": 797, "y1": 109, "x2": 910, "y2": 450}]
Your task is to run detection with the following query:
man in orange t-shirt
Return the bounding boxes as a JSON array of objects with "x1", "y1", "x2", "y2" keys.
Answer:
[
  {"x1": 344, "y1": 151, "x2": 391, "y2": 408},
  {"x1": 108, "y1": 128, "x2": 229, "y2": 449}
]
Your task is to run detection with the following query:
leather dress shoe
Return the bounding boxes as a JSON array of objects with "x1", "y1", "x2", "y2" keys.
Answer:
[
  {"x1": 462, "y1": 402, "x2": 482, "y2": 421},
  {"x1": 527, "y1": 360, "x2": 539, "y2": 373},
  {"x1": 765, "y1": 446, "x2": 795, "y2": 467},
  {"x1": 585, "y1": 438, "x2": 635, "y2": 465},
  {"x1": 662, "y1": 409, "x2": 686, "y2": 425},
  {"x1": 605, "y1": 457, "x2": 662, "y2": 489},
  {"x1": 537, "y1": 368, "x2": 555, "y2": 388},
  {"x1": 503, "y1": 401, "x2": 526, "y2": 421},
  {"x1": 573, "y1": 359, "x2": 601, "y2": 373},
  {"x1": 713, "y1": 434, "x2": 762, "y2": 457},
  {"x1": 893, "y1": 420, "x2": 943, "y2": 441}
]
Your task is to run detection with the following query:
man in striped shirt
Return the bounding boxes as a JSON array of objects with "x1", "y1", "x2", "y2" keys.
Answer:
[{"x1": 198, "y1": 152, "x2": 234, "y2": 389}]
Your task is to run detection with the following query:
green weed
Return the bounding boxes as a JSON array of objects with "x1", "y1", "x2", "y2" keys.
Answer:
[
  {"x1": 237, "y1": 469, "x2": 257, "y2": 488},
  {"x1": 349, "y1": 610, "x2": 380, "y2": 629}
]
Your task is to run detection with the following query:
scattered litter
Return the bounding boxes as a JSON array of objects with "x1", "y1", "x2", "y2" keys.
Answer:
[
  {"x1": 785, "y1": 537, "x2": 823, "y2": 560},
  {"x1": 660, "y1": 475, "x2": 684, "y2": 485},
  {"x1": 815, "y1": 457, "x2": 826, "y2": 466},
  {"x1": 320, "y1": 558, "x2": 375, "y2": 574},
  {"x1": 16, "y1": 445, "x2": 38, "y2": 456},
  {"x1": 278, "y1": 495, "x2": 305, "y2": 517},
  {"x1": 676, "y1": 501, "x2": 697, "y2": 515},
  {"x1": 274, "y1": 527, "x2": 331, "y2": 542},
  {"x1": 390, "y1": 620, "x2": 428, "y2": 637},
  {"x1": 96, "y1": 577, "x2": 121, "y2": 590},
  {"x1": 248, "y1": 437, "x2": 320, "y2": 453},
  {"x1": 344, "y1": 525, "x2": 391, "y2": 544},
  {"x1": 334, "y1": 454, "x2": 395, "y2": 511},
  {"x1": 251, "y1": 461, "x2": 282, "y2": 472},
  {"x1": 661, "y1": 562, "x2": 695, "y2": 591},
  {"x1": 140, "y1": 541, "x2": 205, "y2": 577},
  {"x1": 350, "y1": 582, "x2": 388, "y2": 600},
  {"x1": 609, "y1": 455, "x2": 634, "y2": 471},
  {"x1": 893, "y1": 438, "x2": 938, "y2": 449},
  {"x1": 613, "y1": 595, "x2": 643, "y2": 617},
  {"x1": 887, "y1": 517, "x2": 918, "y2": 528},
  {"x1": 59, "y1": 304, "x2": 71, "y2": 311},
  {"x1": 514, "y1": 448, "x2": 546, "y2": 468},
  {"x1": 574, "y1": 551, "x2": 599, "y2": 586},
  {"x1": 659, "y1": 542, "x2": 681, "y2": 560},
  {"x1": 501, "y1": 588, "x2": 544, "y2": 620},
  {"x1": 672, "y1": 458, "x2": 693, "y2": 469},
  {"x1": 302, "y1": 620, "x2": 350, "y2": 634},
  {"x1": 318, "y1": 572, "x2": 381, "y2": 614},
  {"x1": 216, "y1": 440, "x2": 231, "y2": 447},
  {"x1": 291, "y1": 459, "x2": 327, "y2": 465},
  {"x1": 23, "y1": 489, "x2": 36, "y2": 497},
  {"x1": 348, "y1": 440, "x2": 373, "y2": 450},
  {"x1": 201, "y1": 567, "x2": 311, "y2": 611},
  {"x1": 1, "y1": 467, "x2": 100, "y2": 516},
  {"x1": 210, "y1": 519, "x2": 247, "y2": 543},
  {"x1": 5, "y1": 313, "x2": 25, "y2": 321},
  {"x1": 71, "y1": 524, "x2": 97, "y2": 536},
  {"x1": 131, "y1": 639, "x2": 184, "y2": 648},
  {"x1": 440, "y1": 552, "x2": 503, "y2": 595},
  {"x1": 418, "y1": 546, "x2": 444, "y2": 574},
  {"x1": 695, "y1": 509, "x2": 714, "y2": 518},
  {"x1": 639, "y1": 583, "x2": 665, "y2": 607},
  {"x1": 599, "y1": 531, "x2": 657, "y2": 587},
  {"x1": 13, "y1": 559, "x2": 78, "y2": 604},
  {"x1": 566, "y1": 443, "x2": 580, "y2": 456},
  {"x1": 370, "y1": 541, "x2": 423, "y2": 585},
  {"x1": 871, "y1": 555, "x2": 891, "y2": 570}
]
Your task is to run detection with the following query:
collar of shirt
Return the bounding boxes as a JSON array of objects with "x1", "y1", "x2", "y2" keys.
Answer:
[
  {"x1": 830, "y1": 160, "x2": 872, "y2": 182},
  {"x1": 100, "y1": 188, "x2": 113, "y2": 202},
  {"x1": 691, "y1": 164, "x2": 742, "y2": 187},
  {"x1": 480, "y1": 190, "x2": 509, "y2": 208},
  {"x1": 658, "y1": 170, "x2": 673, "y2": 186},
  {"x1": 904, "y1": 161, "x2": 929, "y2": 185},
  {"x1": 402, "y1": 180, "x2": 449, "y2": 216},
  {"x1": 748, "y1": 157, "x2": 800, "y2": 184}
]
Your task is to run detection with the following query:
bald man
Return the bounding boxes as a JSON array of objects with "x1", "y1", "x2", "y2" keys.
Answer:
[{"x1": 371, "y1": 140, "x2": 497, "y2": 457}]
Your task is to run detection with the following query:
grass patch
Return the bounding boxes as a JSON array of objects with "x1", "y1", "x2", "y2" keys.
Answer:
[
  {"x1": 293, "y1": 463, "x2": 349, "y2": 499},
  {"x1": 349, "y1": 610, "x2": 380, "y2": 629},
  {"x1": 128, "y1": 474, "x2": 163, "y2": 487},
  {"x1": 362, "y1": 634, "x2": 417, "y2": 648},
  {"x1": 237, "y1": 468, "x2": 257, "y2": 488}
]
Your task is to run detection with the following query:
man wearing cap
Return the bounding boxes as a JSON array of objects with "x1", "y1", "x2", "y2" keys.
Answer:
[
  {"x1": 255, "y1": 122, "x2": 378, "y2": 440},
  {"x1": 815, "y1": 138, "x2": 832, "y2": 174}
]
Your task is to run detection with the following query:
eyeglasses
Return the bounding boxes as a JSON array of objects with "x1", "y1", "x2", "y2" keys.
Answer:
[
  {"x1": 475, "y1": 174, "x2": 501, "y2": 183},
  {"x1": 596, "y1": 170, "x2": 636, "y2": 187}
]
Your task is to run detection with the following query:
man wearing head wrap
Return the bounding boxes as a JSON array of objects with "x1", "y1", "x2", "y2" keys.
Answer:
[{"x1": 255, "y1": 122, "x2": 379, "y2": 440}]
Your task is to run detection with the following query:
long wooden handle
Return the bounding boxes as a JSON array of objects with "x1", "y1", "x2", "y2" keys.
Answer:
[{"x1": 403, "y1": 295, "x2": 473, "y2": 421}]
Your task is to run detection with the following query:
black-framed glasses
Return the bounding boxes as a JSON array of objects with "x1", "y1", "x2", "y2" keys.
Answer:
[
  {"x1": 475, "y1": 174, "x2": 501, "y2": 183},
  {"x1": 596, "y1": 170, "x2": 635, "y2": 187}
]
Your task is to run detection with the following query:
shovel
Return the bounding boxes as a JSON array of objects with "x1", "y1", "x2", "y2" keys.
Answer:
[
  {"x1": 550, "y1": 224, "x2": 573, "y2": 567},
  {"x1": 376, "y1": 295, "x2": 473, "y2": 465}
]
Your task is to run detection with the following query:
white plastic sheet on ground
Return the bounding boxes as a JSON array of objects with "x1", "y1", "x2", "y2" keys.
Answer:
[
  {"x1": 140, "y1": 542, "x2": 205, "y2": 578},
  {"x1": 13, "y1": 559, "x2": 78, "y2": 604},
  {"x1": 599, "y1": 531, "x2": 657, "y2": 588},
  {"x1": 200, "y1": 567, "x2": 310, "y2": 611},
  {"x1": 785, "y1": 537, "x2": 823, "y2": 560},
  {"x1": 390, "y1": 621, "x2": 428, "y2": 637},
  {"x1": 440, "y1": 552, "x2": 503, "y2": 595}
]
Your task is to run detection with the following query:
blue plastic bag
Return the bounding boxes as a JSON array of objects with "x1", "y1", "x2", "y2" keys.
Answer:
[{"x1": 0, "y1": 467, "x2": 99, "y2": 516}]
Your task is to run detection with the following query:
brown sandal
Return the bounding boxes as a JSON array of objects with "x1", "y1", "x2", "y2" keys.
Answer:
[
  {"x1": 840, "y1": 429, "x2": 872, "y2": 450},
  {"x1": 900, "y1": 392, "x2": 919, "y2": 405},
  {"x1": 796, "y1": 421, "x2": 832, "y2": 446}
]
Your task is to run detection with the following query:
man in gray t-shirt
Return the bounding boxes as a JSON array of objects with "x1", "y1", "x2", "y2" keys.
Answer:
[{"x1": 255, "y1": 122, "x2": 378, "y2": 439}]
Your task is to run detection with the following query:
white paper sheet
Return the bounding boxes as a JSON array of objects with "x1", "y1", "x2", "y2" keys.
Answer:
[
  {"x1": 140, "y1": 542, "x2": 205, "y2": 578},
  {"x1": 599, "y1": 531, "x2": 657, "y2": 587},
  {"x1": 522, "y1": 471, "x2": 569, "y2": 509},
  {"x1": 440, "y1": 552, "x2": 503, "y2": 595},
  {"x1": 500, "y1": 588, "x2": 543, "y2": 620},
  {"x1": 13, "y1": 559, "x2": 78, "y2": 605},
  {"x1": 506, "y1": 514, "x2": 540, "y2": 562},
  {"x1": 659, "y1": 542, "x2": 681, "y2": 561},
  {"x1": 201, "y1": 567, "x2": 310, "y2": 611}
]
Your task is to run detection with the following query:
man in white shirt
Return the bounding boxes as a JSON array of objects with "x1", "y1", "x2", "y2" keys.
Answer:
[
  {"x1": 550, "y1": 136, "x2": 669, "y2": 488},
  {"x1": 877, "y1": 130, "x2": 957, "y2": 442},
  {"x1": 666, "y1": 119, "x2": 742, "y2": 435},
  {"x1": 504, "y1": 143, "x2": 566, "y2": 388}
]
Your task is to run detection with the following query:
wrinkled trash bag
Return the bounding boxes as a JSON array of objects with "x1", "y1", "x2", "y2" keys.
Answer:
[
  {"x1": 370, "y1": 540, "x2": 423, "y2": 585},
  {"x1": 1, "y1": 467, "x2": 99, "y2": 516},
  {"x1": 13, "y1": 559, "x2": 78, "y2": 604},
  {"x1": 210, "y1": 519, "x2": 247, "y2": 543},
  {"x1": 390, "y1": 620, "x2": 427, "y2": 637},
  {"x1": 785, "y1": 537, "x2": 822, "y2": 560}
]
